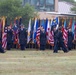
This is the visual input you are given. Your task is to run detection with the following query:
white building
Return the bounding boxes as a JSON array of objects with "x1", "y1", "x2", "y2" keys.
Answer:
[{"x1": 58, "y1": 1, "x2": 74, "y2": 14}]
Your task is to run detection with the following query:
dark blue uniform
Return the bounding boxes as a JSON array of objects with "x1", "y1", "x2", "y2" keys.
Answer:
[
  {"x1": 0, "y1": 38, "x2": 5, "y2": 53},
  {"x1": 12, "y1": 25, "x2": 18, "y2": 48},
  {"x1": 53, "y1": 27, "x2": 68, "y2": 53},
  {"x1": 40, "y1": 31, "x2": 46, "y2": 50},
  {"x1": 7, "y1": 29, "x2": 13, "y2": 50},
  {"x1": 53, "y1": 29, "x2": 58, "y2": 53},
  {"x1": 57, "y1": 30, "x2": 68, "y2": 53},
  {"x1": 19, "y1": 28, "x2": 27, "y2": 50},
  {"x1": 68, "y1": 31, "x2": 74, "y2": 50}
]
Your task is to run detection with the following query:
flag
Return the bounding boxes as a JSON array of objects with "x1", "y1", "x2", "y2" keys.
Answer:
[
  {"x1": 38, "y1": 19, "x2": 41, "y2": 27},
  {"x1": 51, "y1": 17, "x2": 59, "y2": 30},
  {"x1": 59, "y1": 18, "x2": 64, "y2": 27},
  {"x1": 68, "y1": 18, "x2": 72, "y2": 28},
  {"x1": 41, "y1": 19, "x2": 45, "y2": 31},
  {"x1": 59, "y1": 18, "x2": 62, "y2": 27},
  {"x1": 2, "y1": 32, "x2": 7, "y2": 49},
  {"x1": 36, "y1": 19, "x2": 41, "y2": 47},
  {"x1": 51, "y1": 17, "x2": 58, "y2": 26},
  {"x1": 36, "y1": 27, "x2": 41, "y2": 47},
  {"x1": 27, "y1": 19, "x2": 31, "y2": 43},
  {"x1": 47, "y1": 19, "x2": 54, "y2": 46},
  {"x1": 62, "y1": 19, "x2": 68, "y2": 47},
  {"x1": 55, "y1": 17, "x2": 59, "y2": 30},
  {"x1": 72, "y1": 20, "x2": 75, "y2": 34},
  {"x1": 2, "y1": 17, "x2": 7, "y2": 49},
  {"x1": 64, "y1": 19, "x2": 67, "y2": 29},
  {"x1": 30, "y1": 19, "x2": 34, "y2": 42},
  {"x1": 33, "y1": 19, "x2": 38, "y2": 43},
  {"x1": 45, "y1": 18, "x2": 48, "y2": 32},
  {"x1": 74, "y1": 23, "x2": 76, "y2": 40}
]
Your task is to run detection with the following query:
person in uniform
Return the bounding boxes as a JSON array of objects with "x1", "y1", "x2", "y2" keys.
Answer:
[
  {"x1": 19, "y1": 24, "x2": 27, "y2": 50},
  {"x1": 12, "y1": 23, "x2": 19, "y2": 48},
  {"x1": 57, "y1": 27, "x2": 68, "y2": 53},
  {"x1": 7, "y1": 26, "x2": 13, "y2": 50},
  {"x1": 53, "y1": 26, "x2": 68, "y2": 53},
  {"x1": 40, "y1": 27, "x2": 46, "y2": 50},
  {"x1": 53, "y1": 27, "x2": 58, "y2": 53},
  {"x1": 0, "y1": 37, "x2": 5, "y2": 53},
  {"x1": 68, "y1": 28, "x2": 74, "y2": 50}
]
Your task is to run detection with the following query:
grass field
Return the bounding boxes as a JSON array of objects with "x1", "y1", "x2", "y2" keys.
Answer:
[{"x1": 0, "y1": 49, "x2": 76, "y2": 75}]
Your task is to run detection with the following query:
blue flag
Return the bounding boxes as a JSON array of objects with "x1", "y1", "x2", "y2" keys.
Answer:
[
  {"x1": 41, "y1": 19, "x2": 45, "y2": 31},
  {"x1": 64, "y1": 19, "x2": 67, "y2": 29},
  {"x1": 72, "y1": 20, "x2": 75, "y2": 34},
  {"x1": 52, "y1": 17, "x2": 58, "y2": 26},
  {"x1": 33, "y1": 19, "x2": 38, "y2": 43},
  {"x1": 45, "y1": 19, "x2": 48, "y2": 32}
]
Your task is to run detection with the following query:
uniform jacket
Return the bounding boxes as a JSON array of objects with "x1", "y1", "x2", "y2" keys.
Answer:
[
  {"x1": 7, "y1": 29, "x2": 13, "y2": 43},
  {"x1": 40, "y1": 31, "x2": 46, "y2": 45},
  {"x1": 19, "y1": 28, "x2": 27, "y2": 44}
]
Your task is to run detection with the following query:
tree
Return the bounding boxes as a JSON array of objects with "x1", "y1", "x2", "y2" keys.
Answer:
[{"x1": 0, "y1": 0, "x2": 36, "y2": 26}]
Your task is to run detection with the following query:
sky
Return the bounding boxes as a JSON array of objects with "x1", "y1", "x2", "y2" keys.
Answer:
[{"x1": 74, "y1": 0, "x2": 76, "y2": 2}]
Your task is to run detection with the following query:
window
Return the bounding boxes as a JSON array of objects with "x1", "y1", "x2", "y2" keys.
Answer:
[
  {"x1": 30, "y1": 0, "x2": 39, "y2": 6},
  {"x1": 24, "y1": 0, "x2": 55, "y2": 11},
  {"x1": 46, "y1": 0, "x2": 55, "y2": 5},
  {"x1": 40, "y1": 0, "x2": 45, "y2": 6}
]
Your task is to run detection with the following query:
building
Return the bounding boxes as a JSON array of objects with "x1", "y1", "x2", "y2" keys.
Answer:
[
  {"x1": 22, "y1": 0, "x2": 58, "y2": 12},
  {"x1": 58, "y1": 1, "x2": 74, "y2": 14},
  {"x1": 22, "y1": 0, "x2": 76, "y2": 19},
  {"x1": 22, "y1": 0, "x2": 58, "y2": 19}
]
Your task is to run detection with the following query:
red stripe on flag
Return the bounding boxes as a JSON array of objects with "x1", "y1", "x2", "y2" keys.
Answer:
[
  {"x1": 62, "y1": 27, "x2": 68, "y2": 47},
  {"x1": 2, "y1": 32, "x2": 7, "y2": 49},
  {"x1": 36, "y1": 27, "x2": 40, "y2": 47}
]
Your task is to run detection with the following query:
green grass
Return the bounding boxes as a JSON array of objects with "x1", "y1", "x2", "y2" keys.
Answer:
[{"x1": 0, "y1": 49, "x2": 76, "y2": 75}]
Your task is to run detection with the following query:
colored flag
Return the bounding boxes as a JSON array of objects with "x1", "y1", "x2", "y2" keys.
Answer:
[
  {"x1": 51, "y1": 17, "x2": 58, "y2": 26},
  {"x1": 27, "y1": 19, "x2": 31, "y2": 43},
  {"x1": 45, "y1": 18, "x2": 48, "y2": 32},
  {"x1": 62, "y1": 19, "x2": 68, "y2": 47},
  {"x1": 36, "y1": 27, "x2": 41, "y2": 47},
  {"x1": 41, "y1": 19, "x2": 45, "y2": 31},
  {"x1": 2, "y1": 17, "x2": 7, "y2": 49},
  {"x1": 59, "y1": 18, "x2": 64, "y2": 27},
  {"x1": 68, "y1": 18, "x2": 72, "y2": 29},
  {"x1": 64, "y1": 19, "x2": 67, "y2": 29},
  {"x1": 33, "y1": 19, "x2": 38, "y2": 43},
  {"x1": 0, "y1": 21, "x2": 1, "y2": 32},
  {"x1": 74, "y1": 23, "x2": 76, "y2": 40},
  {"x1": 46, "y1": 19, "x2": 50, "y2": 39},
  {"x1": 36, "y1": 19, "x2": 41, "y2": 47},
  {"x1": 72, "y1": 20, "x2": 75, "y2": 34},
  {"x1": 47, "y1": 20, "x2": 54, "y2": 46}
]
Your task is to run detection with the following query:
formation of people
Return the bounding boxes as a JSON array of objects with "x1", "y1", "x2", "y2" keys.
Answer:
[{"x1": 0, "y1": 22, "x2": 76, "y2": 53}]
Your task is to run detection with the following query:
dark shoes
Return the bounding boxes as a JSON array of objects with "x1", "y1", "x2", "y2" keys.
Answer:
[{"x1": 53, "y1": 51, "x2": 58, "y2": 53}]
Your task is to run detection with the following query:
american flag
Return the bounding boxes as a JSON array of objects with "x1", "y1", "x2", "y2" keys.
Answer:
[
  {"x1": 62, "y1": 27, "x2": 68, "y2": 47},
  {"x1": 36, "y1": 27, "x2": 40, "y2": 48},
  {"x1": 47, "y1": 20, "x2": 54, "y2": 46},
  {"x1": 48, "y1": 31, "x2": 54, "y2": 46},
  {"x1": 2, "y1": 32, "x2": 7, "y2": 49},
  {"x1": 2, "y1": 17, "x2": 7, "y2": 49}
]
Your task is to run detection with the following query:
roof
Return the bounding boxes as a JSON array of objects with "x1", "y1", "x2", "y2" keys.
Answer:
[{"x1": 58, "y1": 1, "x2": 74, "y2": 14}]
